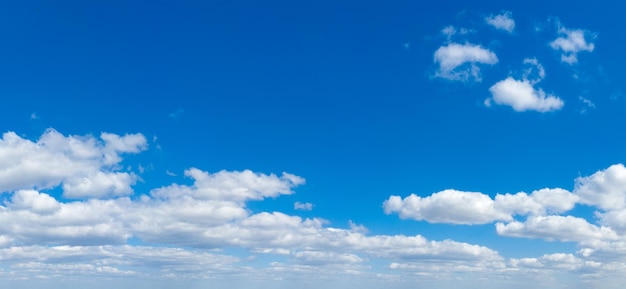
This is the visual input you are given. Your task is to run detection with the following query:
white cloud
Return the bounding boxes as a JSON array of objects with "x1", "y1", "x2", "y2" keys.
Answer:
[
  {"x1": 496, "y1": 215, "x2": 618, "y2": 242},
  {"x1": 62, "y1": 171, "x2": 137, "y2": 199},
  {"x1": 485, "y1": 11, "x2": 515, "y2": 33},
  {"x1": 150, "y1": 168, "x2": 304, "y2": 203},
  {"x1": 9, "y1": 190, "x2": 61, "y2": 215},
  {"x1": 383, "y1": 189, "x2": 511, "y2": 224},
  {"x1": 384, "y1": 188, "x2": 577, "y2": 225},
  {"x1": 494, "y1": 188, "x2": 579, "y2": 216},
  {"x1": 433, "y1": 43, "x2": 498, "y2": 81},
  {"x1": 574, "y1": 164, "x2": 626, "y2": 211},
  {"x1": 294, "y1": 201, "x2": 313, "y2": 211},
  {"x1": 0, "y1": 129, "x2": 147, "y2": 198},
  {"x1": 8, "y1": 129, "x2": 626, "y2": 284},
  {"x1": 488, "y1": 77, "x2": 564, "y2": 112},
  {"x1": 510, "y1": 253, "x2": 584, "y2": 271},
  {"x1": 292, "y1": 251, "x2": 363, "y2": 265},
  {"x1": 550, "y1": 23, "x2": 595, "y2": 64}
]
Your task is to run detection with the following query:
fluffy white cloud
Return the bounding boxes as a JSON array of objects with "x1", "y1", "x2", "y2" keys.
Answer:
[
  {"x1": 496, "y1": 215, "x2": 618, "y2": 242},
  {"x1": 0, "y1": 129, "x2": 146, "y2": 198},
  {"x1": 433, "y1": 43, "x2": 498, "y2": 81},
  {"x1": 62, "y1": 171, "x2": 137, "y2": 199},
  {"x1": 9, "y1": 190, "x2": 61, "y2": 215},
  {"x1": 573, "y1": 164, "x2": 626, "y2": 211},
  {"x1": 485, "y1": 11, "x2": 515, "y2": 33},
  {"x1": 150, "y1": 168, "x2": 304, "y2": 203},
  {"x1": 494, "y1": 188, "x2": 579, "y2": 216},
  {"x1": 383, "y1": 189, "x2": 511, "y2": 224},
  {"x1": 384, "y1": 188, "x2": 577, "y2": 225},
  {"x1": 550, "y1": 23, "x2": 595, "y2": 64},
  {"x1": 488, "y1": 77, "x2": 564, "y2": 112}
]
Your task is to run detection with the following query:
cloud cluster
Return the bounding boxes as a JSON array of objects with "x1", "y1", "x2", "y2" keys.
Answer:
[
  {"x1": 0, "y1": 129, "x2": 147, "y2": 198},
  {"x1": 550, "y1": 22, "x2": 596, "y2": 64},
  {"x1": 0, "y1": 129, "x2": 508, "y2": 281},
  {"x1": 432, "y1": 13, "x2": 598, "y2": 113},
  {"x1": 384, "y1": 162, "x2": 626, "y2": 273}
]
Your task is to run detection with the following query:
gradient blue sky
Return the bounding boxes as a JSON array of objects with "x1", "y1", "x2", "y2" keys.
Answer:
[{"x1": 1, "y1": 1, "x2": 626, "y2": 288}]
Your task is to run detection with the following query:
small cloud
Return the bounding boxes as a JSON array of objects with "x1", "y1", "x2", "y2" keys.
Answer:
[
  {"x1": 166, "y1": 170, "x2": 177, "y2": 177},
  {"x1": 579, "y1": 96, "x2": 596, "y2": 114},
  {"x1": 294, "y1": 201, "x2": 313, "y2": 211},
  {"x1": 485, "y1": 11, "x2": 515, "y2": 33},
  {"x1": 522, "y1": 58, "x2": 545, "y2": 84},
  {"x1": 442, "y1": 25, "x2": 457, "y2": 40},
  {"x1": 30, "y1": 112, "x2": 39, "y2": 120},
  {"x1": 441, "y1": 25, "x2": 474, "y2": 41},
  {"x1": 549, "y1": 21, "x2": 595, "y2": 64},
  {"x1": 433, "y1": 43, "x2": 498, "y2": 82},
  {"x1": 486, "y1": 59, "x2": 563, "y2": 113},
  {"x1": 488, "y1": 77, "x2": 563, "y2": 112}
]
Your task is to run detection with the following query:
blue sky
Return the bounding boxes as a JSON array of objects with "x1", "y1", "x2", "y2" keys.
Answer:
[{"x1": 1, "y1": 1, "x2": 626, "y2": 288}]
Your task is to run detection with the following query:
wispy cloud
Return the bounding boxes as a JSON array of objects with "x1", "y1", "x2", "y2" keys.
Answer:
[
  {"x1": 485, "y1": 11, "x2": 515, "y2": 33},
  {"x1": 550, "y1": 22, "x2": 596, "y2": 64},
  {"x1": 294, "y1": 201, "x2": 314, "y2": 211}
]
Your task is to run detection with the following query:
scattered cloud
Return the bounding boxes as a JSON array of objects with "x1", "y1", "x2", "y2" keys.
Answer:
[
  {"x1": 294, "y1": 201, "x2": 314, "y2": 211},
  {"x1": 485, "y1": 11, "x2": 515, "y2": 33},
  {"x1": 579, "y1": 96, "x2": 596, "y2": 113},
  {"x1": 433, "y1": 43, "x2": 498, "y2": 82},
  {"x1": 550, "y1": 22, "x2": 596, "y2": 64}
]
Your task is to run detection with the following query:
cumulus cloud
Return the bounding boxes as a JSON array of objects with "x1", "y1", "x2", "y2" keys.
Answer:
[
  {"x1": 574, "y1": 164, "x2": 626, "y2": 211},
  {"x1": 433, "y1": 43, "x2": 498, "y2": 81},
  {"x1": 495, "y1": 215, "x2": 618, "y2": 242},
  {"x1": 485, "y1": 11, "x2": 515, "y2": 33},
  {"x1": 0, "y1": 128, "x2": 506, "y2": 282},
  {"x1": 550, "y1": 22, "x2": 595, "y2": 64},
  {"x1": 0, "y1": 129, "x2": 147, "y2": 198},
  {"x1": 487, "y1": 77, "x2": 564, "y2": 112},
  {"x1": 383, "y1": 189, "x2": 511, "y2": 224},
  {"x1": 383, "y1": 188, "x2": 577, "y2": 225},
  {"x1": 7, "y1": 129, "x2": 626, "y2": 284}
]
